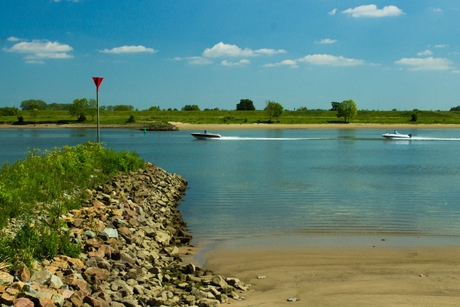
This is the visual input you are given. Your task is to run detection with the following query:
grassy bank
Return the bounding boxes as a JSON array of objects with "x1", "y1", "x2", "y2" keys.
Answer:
[
  {"x1": 2, "y1": 109, "x2": 460, "y2": 126},
  {"x1": 0, "y1": 142, "x2": 145, "y2": 266}
]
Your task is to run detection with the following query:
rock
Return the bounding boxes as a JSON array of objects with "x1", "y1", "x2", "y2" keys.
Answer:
[
  {"x1": 0, "y1": 164, "x2": 247, "y2": 307},
  {"x1": 13, "y1": 297, "x2": 34, "y2": 307},
  {"x1": 0, "y1": 272, "x2": 14, "y2": 286}
]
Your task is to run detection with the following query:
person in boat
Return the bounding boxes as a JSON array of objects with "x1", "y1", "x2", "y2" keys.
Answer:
[
  {"x1": 204, "y1": 130, "x2": 207, "y2": 134},
  {"x1": 394, "y1": 130, "x2": 398, "y2": 134}
]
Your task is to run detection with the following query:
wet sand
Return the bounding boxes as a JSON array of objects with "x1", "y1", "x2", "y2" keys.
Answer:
[{"x1": 202, "y1": 237, "x2": 460, "y2": 306}]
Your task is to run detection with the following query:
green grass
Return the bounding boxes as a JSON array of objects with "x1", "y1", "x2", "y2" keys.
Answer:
[
  {"x1": 2, "y1": 109, "x2": 460, "y2": 126},
  {"x1": 0, "y1": 142, "x2": 145, "y2": 267}
]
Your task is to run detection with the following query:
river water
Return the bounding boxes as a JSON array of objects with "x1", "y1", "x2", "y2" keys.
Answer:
[{"x1": 2, "y1": 127, "x2": 460, "y2": 247}]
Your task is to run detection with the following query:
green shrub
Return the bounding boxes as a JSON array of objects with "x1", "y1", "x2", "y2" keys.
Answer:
[{"x1": 0, "y1": 142, "x2": 145, "y2": 266}]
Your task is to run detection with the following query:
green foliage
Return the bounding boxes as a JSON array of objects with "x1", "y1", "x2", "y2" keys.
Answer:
[
  {"x1": 0, "y1": 107, "x2": 20, "y2": 116},
  {"x1": 127, "y1": 115, "x2": 136, "y2": 123},
  {"x1": 450, "y1": 106, "x2": 460, "y2": 111},
  {"x1": 182, "y1": 105, "x2": 200, "y2": 111},
  {"x1": 113, "y1": 105, "x2": 134, "y2": 111},
  {"x1": 264, "y1": 101, "x2": 284, "y2": 122},
  {"x1": 236, "y1": 99, "x2": 256, "y2": 111},
  {"x1": 20, "y1": 99, "x2": 47, "y2": 110},
  {"x1": 411, "y1": 113, "x2": 418, "y2": 122},
  {"x1": 330, "y1": 102, "x2": 340, "y2": 111},
  {"x1": 69, "y1": 98, "x2": 90, "y2": 119},
  {"x1": 337, "y1": 99, "x2": 358, "y2": 123},
  {"x1": 0, "y1": 142, "x2": 145, "y2": 266}
]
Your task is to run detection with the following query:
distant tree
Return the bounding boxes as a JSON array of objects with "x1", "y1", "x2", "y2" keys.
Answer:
[
  {"x1": 296, "y1": 107, "x2": 308, "y2": 112},
  {"x1": 20, "y1": 99, "x2": 47, "y2": 110},
  {"x1": 236, "y1": 99, "x2": 255, "y2": 111},
  {"x1": 69, "y1": 98, "x2": 89, "y2": 119},
  {"x1": 88, "y1": 99, "x2": 97, "y2": 120},
  {"x1": 450, "y1": 106, "x2": 460, "y2": 111},
  {"x1": 148, "y1": 106, "x2": 160, "y2": 111},
  {"x1": 127, "y1": 115, "x2": 135, "y2": 123},
  {"x1": 113, "y1": 105, "x2": 134, "y2": 111},
  {"x1": 0, "y1": 107, "x2": 20, "y2": 116},
  {"x1": 411, "y1": 113, "x2": 418, "y2": 122},
  {"x1": 182, "y1": 105, "x2": 200, "y2": 111},
  {"x1": 330, "y1": 101, "x2": 340, "y2": 111},
  {"x1": 48, "y1": 103, "x2": 71, "y2": 110},
  {"x1": 337, "y1": 99, "x2": 358, "y2": 123},
  {"x1": 30, "y1": 108, "x2": 39, "y2": 123},
  {"x1": 264, "y1": 101, "x2": 284, "y2": 122}
]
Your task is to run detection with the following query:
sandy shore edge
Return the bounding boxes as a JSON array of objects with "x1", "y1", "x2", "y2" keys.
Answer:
[
  {"x1": 202, "y1": 238, "x2": 460, "y2": 306},
  {"x1": 2, "y1": 122, "x2": 460, "y2": 130}
]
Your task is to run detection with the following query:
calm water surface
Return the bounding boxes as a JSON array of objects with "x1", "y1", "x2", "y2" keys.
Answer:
[{"x1": 2, "y1": 128, "x2": 460, "y2": 246}]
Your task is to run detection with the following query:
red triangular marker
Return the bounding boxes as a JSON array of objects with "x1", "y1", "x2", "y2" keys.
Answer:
[{"x1": 92, "y1": 77, "x2": 103, "y2": 92}]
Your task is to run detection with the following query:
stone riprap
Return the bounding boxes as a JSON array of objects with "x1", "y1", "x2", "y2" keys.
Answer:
[{"x1": 0, "y1": 163, "x2": 248, "y2": 307}]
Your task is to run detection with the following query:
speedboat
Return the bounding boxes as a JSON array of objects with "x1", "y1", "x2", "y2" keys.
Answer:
[
  {"x1": 382, "y1": 131, "x2": 412, "y2": 139},
  {"x1": 191, "y1": 131, "x2": 221, "y2": 139}
]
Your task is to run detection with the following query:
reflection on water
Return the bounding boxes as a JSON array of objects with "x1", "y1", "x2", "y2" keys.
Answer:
[{"x1": 1, "y1": 128, "x2": 460, "y2": 245}]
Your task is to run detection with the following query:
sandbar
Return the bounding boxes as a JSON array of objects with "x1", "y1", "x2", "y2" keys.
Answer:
[
  {"x1": 171, "y1": 122, "x2": 460, "y2": 131},
  {"x1": 201, "y1": 235, "x2": 460, "y2": 306}
]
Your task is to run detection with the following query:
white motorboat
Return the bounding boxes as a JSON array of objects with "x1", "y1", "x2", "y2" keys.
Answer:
[
  {"x1": 191, "y1": 131, "x2": 221, "y2": 139},
  {"x1": 382, "y1": 131, "x2": 412, "y2": 139}
]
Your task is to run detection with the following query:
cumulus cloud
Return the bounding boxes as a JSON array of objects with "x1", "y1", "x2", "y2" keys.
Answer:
[
  {"x1": 342, "y1": 5, "x2": 404, "y2": 18},
  {"x1": 221, "y1": 59, "x2": 250, "y2": 66},
  {"x1": 263, "y1": 59, "x2": 298, "y2": 68},
  {"x1": 3, "y1": 39, "x2": 73, "y2": 63},
  {"x1": 298, "y1": 54, "x2": 364, "y2": 66},
  {"x1": 203, "y1": 42, "x2": 286, "y2": 57},
  {"x1": 100, "y1": 45, "x2": 156, "y2": 54},
  {"x1": 316, "y1": 38, "x2": 337, "y2": 44},
  {"x1": 395, "y1": 57, "x2": 452, "y2": 71},
  {"x1": 434, "y1": 44, "x2": 449, "y2": 48},
  {"x1": 417, "y1": 50, "x2": 433, "y2": 56},
  {"x1": 328, "y1": 8, "x2": 337, "y2": 15}
]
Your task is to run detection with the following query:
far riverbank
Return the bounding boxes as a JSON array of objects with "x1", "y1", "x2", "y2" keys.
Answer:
[{"x1": 3, "y1": 122, "x2": 460, "y2": 130}]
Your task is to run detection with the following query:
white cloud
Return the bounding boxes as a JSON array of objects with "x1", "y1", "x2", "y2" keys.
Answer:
[
  {"x1": 3, "y1": 39, "x2": 73, "y2": 62},
  {"x1": 221, "y1": 59, "x2": 250, "y2": 66},
  {"x1": 100, "y1": 45, "x2": 156, "y2": 54},
  {"x1": 174, "y1": 56, "x2": 213, "y2": 65},
  {"x1": 429, "y1": 7, "x2": 443, "y2": 13},
  {"x1": 342, "y1": 5, "x2": 404, "y2": 18},
  {"x1": 434, "y1": 44, "x2": 449, "y2": 48},
  {"x1": 203, "y1": 42, "x2": 286, "y2": 57},
  {"x1": 328, "y1": 8, "x2": 337, "y2": 15},
  {"x1": 417, "y1": 50, "x2": 433, "y2": 56},
  {"x1": 7, "y1": 36, "x2": 21, "y2": 42},
  {"x1": 316, "y1": 38, "x2": 337, "y2": 44},
  {"x1": 395, "y1": 57, "x2": 452, "y2": 71},
  {"x1": 298, "y1": 54, "x2": 364, "y2": 66},
  {"x1": 263, "y1": 59, "x2": 298, "y2": 68}
]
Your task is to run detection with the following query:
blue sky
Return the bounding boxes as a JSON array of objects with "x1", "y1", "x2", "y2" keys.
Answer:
[{"x1": 1, "y1": 1, "x2": 460, "y2": 111}]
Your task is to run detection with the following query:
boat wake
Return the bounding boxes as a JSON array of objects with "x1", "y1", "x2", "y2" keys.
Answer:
[
  {"x1": 216, "y1": 136, "x2": 460, "y2": 141},
  {"x1": 409, "y1": 137, "x2": 460, "y2": 141},
  {"x1": 220, "y1": 136, "x2": 322, "y2": 141}
]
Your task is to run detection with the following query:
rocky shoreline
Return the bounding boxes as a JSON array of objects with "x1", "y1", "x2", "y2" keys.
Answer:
[{"x1": 0, "y1": 163, "x2": 248, "y2": 307}]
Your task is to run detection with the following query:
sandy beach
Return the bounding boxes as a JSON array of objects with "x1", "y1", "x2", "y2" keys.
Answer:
[
  {"x1": 172, "y1": 122, "x2": 460, "y2": 131},
  {"x1": 201, "y1": 240, "x2": 460, "y2": 306},
  {"x1": 2, "y1": 122, "x2": 460, "y2": 131}
]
